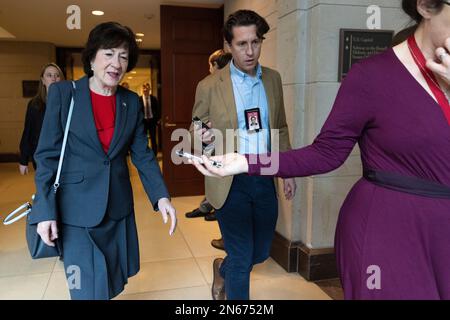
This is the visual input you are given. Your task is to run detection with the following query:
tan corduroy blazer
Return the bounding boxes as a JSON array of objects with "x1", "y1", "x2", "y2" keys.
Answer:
[{"x1": 192, "y1": 63, "x2": 291, "y2": 209}]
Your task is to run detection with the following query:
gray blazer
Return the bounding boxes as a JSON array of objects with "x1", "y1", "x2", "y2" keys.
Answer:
[{"x1": 29, "y1": 76, "x2": 169, "y2": 228}]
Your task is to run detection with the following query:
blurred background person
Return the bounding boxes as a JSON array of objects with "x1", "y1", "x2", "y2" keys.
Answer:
[
  {"x1": 120, "y1": 81, "x2": 130, "y2": 89},
  {"x1": 140, "y1": 82, "x2": 160, "y2": 156},
  {"x1": 185, "y1": 49, "x2": 232, "y2": 252},
  {"x1": 209, "y1": 49, "x2": 233, "y2": 74},
  {"x1": 18, "y1": 63, "x2": 64, "y2": 175}
]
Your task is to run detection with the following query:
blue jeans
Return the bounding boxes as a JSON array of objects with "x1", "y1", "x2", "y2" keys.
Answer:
[{"x1": 216, "y1": 174, "x2": 278, "y2": 300}]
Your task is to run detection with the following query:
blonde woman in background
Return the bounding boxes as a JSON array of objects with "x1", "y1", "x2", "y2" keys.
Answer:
[{"x1": 19, "y1": 63, "x2": 64, "y2": 174}]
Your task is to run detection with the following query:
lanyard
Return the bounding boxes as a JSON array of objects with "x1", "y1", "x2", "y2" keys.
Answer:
[{"x1": 407, "y1": 35, "x2": 450, "y2": 125}]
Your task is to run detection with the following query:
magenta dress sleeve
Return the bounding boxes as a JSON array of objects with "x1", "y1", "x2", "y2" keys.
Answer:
[{"x1": 247, "y1": 63, "x2": 373, "y2": 178}]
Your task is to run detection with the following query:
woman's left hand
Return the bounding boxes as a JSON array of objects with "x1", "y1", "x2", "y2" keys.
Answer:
[
  {"x1": 426, "y1": 37, "x2": 450, "y2": 86},
  {"x1": 19, "y1": 164, "x2": 29, "y2": 175},
  {"x1": 158, "y1": 197, "x2": 177, "y2": 236},
  {"x1": 283, "y1": 178, "x2": 297, "y2": 201}
]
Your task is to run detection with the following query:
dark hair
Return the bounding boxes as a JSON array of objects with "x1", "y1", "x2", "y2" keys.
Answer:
[
  {"x1": 402, "y1": 0, "x2": 446, "y2": 24},
  {"x1": 223, "y1": 10, "x2": 270, "y2": 44},
  {"x1": 81, "y1": 22, "x2": 139, "y2": 77},
  {"x1": 391, "y1": 25, "x2": 417, "y2": 46},
  {"x1": 209, "y1": 49, "x2": 233, "y2": 69}
]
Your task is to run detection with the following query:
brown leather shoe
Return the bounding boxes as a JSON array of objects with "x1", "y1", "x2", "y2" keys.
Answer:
[
  {"x1": 211, "y1": 237, "x2": 225, "y2": 251},
  {"x1": 212, "y1": 258, "x2": 226, "y2": 300}
]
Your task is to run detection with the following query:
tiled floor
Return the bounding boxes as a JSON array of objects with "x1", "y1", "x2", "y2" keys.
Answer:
[{"x1": 0, "y1": 162, "x2": 332, "y2": 300}]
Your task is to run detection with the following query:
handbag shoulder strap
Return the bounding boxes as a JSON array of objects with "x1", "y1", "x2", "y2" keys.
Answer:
[{"x1": 53, "y1": 81, "x2": 76, "y2": 194}]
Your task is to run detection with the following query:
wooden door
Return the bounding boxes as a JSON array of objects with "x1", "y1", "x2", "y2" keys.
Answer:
[{"x1": 160, "y1": 5, "x2": 223, "y2": 196}]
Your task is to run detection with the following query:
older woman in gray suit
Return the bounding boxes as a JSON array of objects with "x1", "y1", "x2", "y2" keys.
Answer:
[{"x1": 30, "y1": 22, "x2": 177, "y2": 300}]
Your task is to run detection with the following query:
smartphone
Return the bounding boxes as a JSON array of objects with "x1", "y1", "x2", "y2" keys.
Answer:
[
  {"x1": 175, "y1": 150, "x2": 222, "y2": 168},
  {"x1": 192, "y1": 116, "x2": 210, "y2": 130},
  {"x1": 192, "y1": 116, "x2": 215, "y2": 150}
]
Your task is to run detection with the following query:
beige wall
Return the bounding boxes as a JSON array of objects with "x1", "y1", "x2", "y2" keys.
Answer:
[{"x1": 0, "y1": 41, "x2": 56, "y2": 154}]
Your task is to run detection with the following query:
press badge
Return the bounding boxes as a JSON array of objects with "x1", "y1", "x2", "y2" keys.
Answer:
[{"x1": 244, "y1": 107, "x2": 262, "y2": 132}]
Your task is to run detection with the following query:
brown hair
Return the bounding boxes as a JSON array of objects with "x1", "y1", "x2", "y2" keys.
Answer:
[
  {"x1": 391, "y1": 25, "x2": 418, "y2": 46},
  {"x1": 223, "y1": 10, "x2": 270, "y2": 45},
  {"x1": 31, "y1": 63, "x2": 64, "y2": 111},
  {"x1": 209, "y1": 49, "x2": 233, "y2": 69}
]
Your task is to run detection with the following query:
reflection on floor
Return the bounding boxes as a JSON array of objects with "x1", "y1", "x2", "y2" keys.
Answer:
[
  {"x1": 314, "y1": 279, "x2": 344, "y2": 300},
  {"x1": 0, "y1": 163, "x2": 333, "y2": 300}
]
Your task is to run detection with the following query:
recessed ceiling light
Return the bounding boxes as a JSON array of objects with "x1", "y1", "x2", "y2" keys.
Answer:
[
  {"x1": 92, "y1": 10, "x2": 104, "y2": 16},
  {"x1": 131, "y1": 71, "x2": 137, "y2": 74},
  {"x1": 136, "y1": 33, "x2": 145, "y2": 37},
  {"x1": 128, "y1": 77, "x2": 133, "y2": 80}
]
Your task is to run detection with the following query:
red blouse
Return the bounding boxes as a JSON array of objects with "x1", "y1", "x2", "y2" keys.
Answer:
[{"x1": 90, "y1": 90, "x2": 116, "y2": 153}]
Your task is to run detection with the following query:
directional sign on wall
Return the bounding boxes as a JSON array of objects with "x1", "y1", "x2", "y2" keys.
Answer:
[{"x1": 339, "y1": 29, "x2": 394, "y2": 82}]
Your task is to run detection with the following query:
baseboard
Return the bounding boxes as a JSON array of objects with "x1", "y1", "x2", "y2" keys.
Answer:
[
  {"x1": 270, "y1": 231, "x2": 339, "y2": 281},
  {"x1": 270, "y1": 231, "x2": 300, "y2": 273},
  {"x1": 297, "y1": 244, "x2": 339, "y2": 281},
  {"x1": 0, "y1": 153, "x2": 19, "y2": 162}
]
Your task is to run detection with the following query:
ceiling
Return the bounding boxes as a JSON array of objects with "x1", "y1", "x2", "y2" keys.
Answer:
[{"x1": 0, "y1": 0, "x2": 224, "y2": 49}]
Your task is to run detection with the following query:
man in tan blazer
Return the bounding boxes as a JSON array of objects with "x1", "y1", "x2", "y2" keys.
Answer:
[{"x1": 191, "y1": 10, "x2": 296, "y2": 300}]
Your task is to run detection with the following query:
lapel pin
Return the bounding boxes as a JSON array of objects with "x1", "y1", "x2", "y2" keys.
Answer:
[{"x1": 122, "y1": 102, "x2": 127, "y2": 108}]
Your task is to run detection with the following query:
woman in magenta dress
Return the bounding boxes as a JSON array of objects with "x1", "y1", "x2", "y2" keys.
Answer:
[{"x1": 191, "y1": 0, "x2": 450, "y2": 299}]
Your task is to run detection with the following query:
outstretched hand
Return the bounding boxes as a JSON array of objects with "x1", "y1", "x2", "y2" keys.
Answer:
[
  {"x1": 190, "y1": 153, "x2": 249, "y2": 178},
  {"x1": 158, "y1": 198, "x2": 177, "y2": 236}
]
